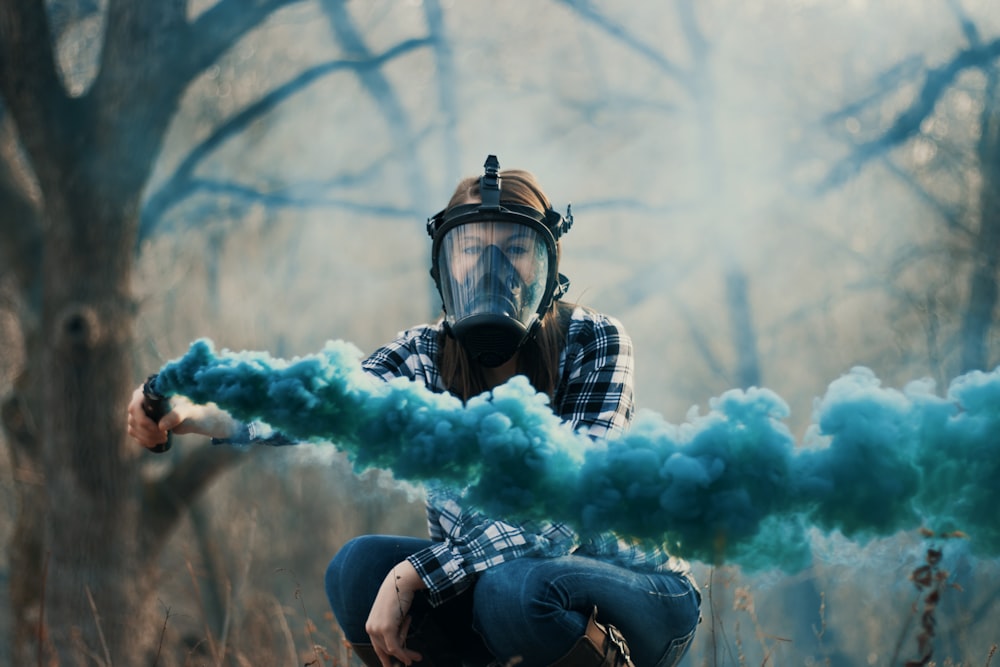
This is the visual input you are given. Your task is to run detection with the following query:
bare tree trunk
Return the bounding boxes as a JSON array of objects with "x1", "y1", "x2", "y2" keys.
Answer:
[
  {"x1": 959, "y1": 80, "x2": 1000, "y2": 373},
  {"x1": 724, "y1": 267, "x2": 761, "y2": 388},
  {"x1": 36, "y1": 172, "x2": 152, "y2": 661},
  {"x1": 0, "y1": 2, "x2": 292, "y2": 660}
]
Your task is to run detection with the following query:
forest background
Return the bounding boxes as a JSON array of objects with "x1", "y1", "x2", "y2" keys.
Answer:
[{"x1": 1, "y1": 0, "x2": 999, "y2": 665}]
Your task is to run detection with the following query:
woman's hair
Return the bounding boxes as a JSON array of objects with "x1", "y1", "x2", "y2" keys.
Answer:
[{"x1": 438, "y1": 169, "x2": 571, "y2": 401}]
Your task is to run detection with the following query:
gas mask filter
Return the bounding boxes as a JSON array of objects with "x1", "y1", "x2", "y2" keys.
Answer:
[{"x1": 427, "y1": 155, "x2": 573, "y2": 367}]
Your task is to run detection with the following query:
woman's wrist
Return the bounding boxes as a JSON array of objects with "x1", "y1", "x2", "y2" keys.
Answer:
[
  {"x1": 207, "y1": 408, "x2": 251, "y2": 443},
  {"x1": 388, "y1": 559, "x2": 426, "y2": 593}
]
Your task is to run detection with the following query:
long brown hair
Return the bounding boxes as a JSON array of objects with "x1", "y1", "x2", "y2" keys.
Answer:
[{"x1": 437, "y1": 169, "x2": 571, "y2": 401}]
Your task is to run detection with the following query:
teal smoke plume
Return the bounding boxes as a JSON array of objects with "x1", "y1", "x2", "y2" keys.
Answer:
[{"x1": 153, "y1": 338, "x2": 1000, "y2": 571}]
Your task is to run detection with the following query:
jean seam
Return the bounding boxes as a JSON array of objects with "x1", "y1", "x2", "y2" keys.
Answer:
[{"x1": 646, "y1": 589, "x2": 693, "y2": 599}]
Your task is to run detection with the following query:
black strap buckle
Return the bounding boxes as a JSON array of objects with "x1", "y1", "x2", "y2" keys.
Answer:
[{"x1": 479, "y1": 154, "x2": 502, "y2": 209}]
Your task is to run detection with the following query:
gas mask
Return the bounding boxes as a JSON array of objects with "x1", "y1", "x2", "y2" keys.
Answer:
[{"x1": 427, "y1": 155, "x2": 573, "y2": 367}]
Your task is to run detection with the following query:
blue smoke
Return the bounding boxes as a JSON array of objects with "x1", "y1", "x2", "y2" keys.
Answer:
[{"x1": 153, "y1": 338, "x2": 1000, "y2": 571}]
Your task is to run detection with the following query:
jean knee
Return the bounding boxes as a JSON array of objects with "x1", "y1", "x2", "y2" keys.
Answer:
[
  {"x1": 473, "y1": 560, "x2": 580, "y2": 632},
  {"x1": 327, "y1": 535, "x2": 434, "y2": 612},
  {"x1": 474, "y1": 560, "x2": 557, "y2": 617},
  {"x1": 474, "y1": 565, "x2": 516, "y2": 601},
  {"x1": 324, "y1": 536, "x2": 361, "y2": 611}
]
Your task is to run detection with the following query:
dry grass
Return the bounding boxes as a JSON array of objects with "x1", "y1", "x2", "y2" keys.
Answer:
[
  {"x1": 25, "y1": 552, "x2": 1000, "y2": 667},
  {"x1": 16, "y1": 476, "x2": 1000, "y2": 667},
  {"x1": 685, "y1": 530, "x2": 998, "y2": 667}
]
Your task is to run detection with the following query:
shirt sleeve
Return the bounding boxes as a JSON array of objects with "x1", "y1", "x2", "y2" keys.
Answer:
[
  {"x1": 361, "y1": 325, "x2": 443, "y2": 388},
  {"x1": 211, "y1": 419, "x2": 295, "y2": 446},
  {"x1": 555, "y1": 311, "x2": 635, "y2": 439},
  {"x1": 407, "y1": 490, "x2": 578, "y2": 606}
]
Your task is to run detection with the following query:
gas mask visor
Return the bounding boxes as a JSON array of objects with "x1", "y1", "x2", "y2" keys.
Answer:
[{"x1": 435, "y1": 220, "x2": 553, "y2": 367}]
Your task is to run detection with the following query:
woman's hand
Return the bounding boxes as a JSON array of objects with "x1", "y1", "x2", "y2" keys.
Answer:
[
  {"x1": 365, "y1": 560, "x2": 427, "y2": 667},
  {"x1": 126, "y1": 385, "x2": 240, "y2": 449}
]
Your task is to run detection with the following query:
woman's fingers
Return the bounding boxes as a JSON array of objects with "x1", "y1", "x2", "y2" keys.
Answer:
[
  {"x1": 372, "y1": 621, "x2": 422, "y2": 667},
  {"x1": 126, "y1": 386, "x2": 169, "y2": 447}
]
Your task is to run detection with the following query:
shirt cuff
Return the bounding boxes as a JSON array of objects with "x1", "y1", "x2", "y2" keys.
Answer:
[
  {"x1": 407, "y1": 542, "x2": 470, "y2": 606},
  {"x1": 210, "y1": 421, "x2": 255, "y2": 445}
]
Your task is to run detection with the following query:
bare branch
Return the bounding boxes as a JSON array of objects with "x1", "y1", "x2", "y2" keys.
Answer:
[
  {"x1": 945, "y1": 0, "x2": 981, "y2": 47},
  {"x1": 140, "y1": 444, "x2": 248, "y2": 558},
  {"x1": 555, "y1": 0, "x2": 694, "y2": 93},
  {"x1": 819, "y1": 37, "x2": 1000, "y2": 192},
  {"x1": 0, "y1": 0, "x2": 73, "y2": 165},
  {"x1": 139, "y1": 37, "x2": 430, "y2": 241},
  {"x1": 823, "y1": 55, "x2": 926, "y2": 126},
  {"x1": 0, "y1": 113, "x2": 41, "y2": 294},
  {"x1": 184, "y1": 0, "x2": 307, "y2": 79},
  {"x1": 86, "y1": 1, "x2": 307, "y2": 190},
  {"x1": 163, "y1": 176, "x2": 419, "y2": 219},
  {"x1": 423, "y1": 0, "x2": 461, "y2": 182},
  {"x1": 319, "y1": 0, "x2": 430, "y2": 212},
  {"x1": 880, "y1": 157, "x2": 970, "y2": 236},
  {"x1": 676, "y1": 0, "x2": 708, "y2": 66}
]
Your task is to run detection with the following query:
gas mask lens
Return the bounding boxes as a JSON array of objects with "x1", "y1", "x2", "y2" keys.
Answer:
[{"x1": 438, "y1": 221, "x2": 550, "y2": 333}]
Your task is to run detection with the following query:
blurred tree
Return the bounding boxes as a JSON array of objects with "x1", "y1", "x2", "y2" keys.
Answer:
[
  {"x1": 0, "y1": 1, "x2": 331, "y2": 663},
  {"x1": 818, "y1": 6, "x2": 1000, "y2": 662},
  {"x1": 820, "y1": 5, "x2": 1000, "y2": 378}
]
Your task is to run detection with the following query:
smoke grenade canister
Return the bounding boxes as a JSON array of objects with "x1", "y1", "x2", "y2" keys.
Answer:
[{"x1": 141, "y1": 374, "x2": 172, "y2": 453}]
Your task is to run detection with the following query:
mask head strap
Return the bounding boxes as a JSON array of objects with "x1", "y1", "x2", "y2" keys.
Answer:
[
  {"x1": 479, "y1": 154, "x2": 502, "y2": 210},
  {"x1": 426, "y1": 154, "x2": 572, "y2": 320},
  {"x1": 427, "y1": 156, "x2": 572, "y2": 242}
]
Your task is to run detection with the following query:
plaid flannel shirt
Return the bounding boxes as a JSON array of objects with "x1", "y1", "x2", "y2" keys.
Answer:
[{"x1": 363, "y1": 306, "x2": 691, "y2": 606}]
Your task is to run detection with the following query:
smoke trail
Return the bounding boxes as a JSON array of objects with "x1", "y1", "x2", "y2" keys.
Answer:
[{"x1": 153, "y1": 338, "x2": 1000, "y2": 572}]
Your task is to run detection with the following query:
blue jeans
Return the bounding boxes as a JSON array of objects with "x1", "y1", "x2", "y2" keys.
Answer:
[{"x1": 325, "y1": 535, "x2": 701, "y2": 667}]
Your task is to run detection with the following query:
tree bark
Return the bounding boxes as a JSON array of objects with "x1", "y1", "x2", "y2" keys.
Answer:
[
  {"x1": 36, "y1": 179, "x2": 147, "y2": 662},
  {"x1": 2, "y1": 373, "x2": 46, "y2": 663},
  {"x1": 0, "y1": 1, "x2": 295, "y2": 661}
]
